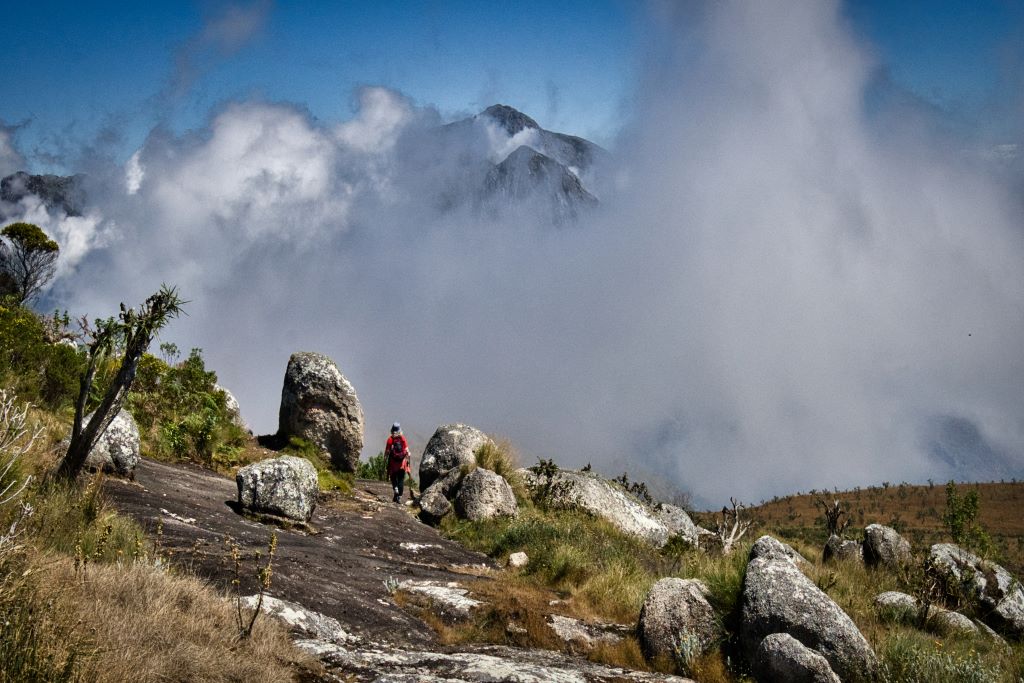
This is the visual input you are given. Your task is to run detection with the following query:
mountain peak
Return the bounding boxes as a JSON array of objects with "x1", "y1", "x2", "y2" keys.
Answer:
[{"x1": 481, "y1": 104, "x2": 539, "y2": 136}]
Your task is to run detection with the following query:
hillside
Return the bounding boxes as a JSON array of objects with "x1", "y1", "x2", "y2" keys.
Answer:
[{"x1": 697, "y1": 481, "x2": 1024, "y2": 575}]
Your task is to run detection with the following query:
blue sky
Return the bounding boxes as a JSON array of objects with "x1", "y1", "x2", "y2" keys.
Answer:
[{"x1": 2, "y1": 0, "x2": 1021, "y2": 173}]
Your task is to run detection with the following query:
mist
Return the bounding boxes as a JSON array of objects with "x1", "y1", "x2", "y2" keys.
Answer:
[{"x1": 10, "y1": 1, "x2": 1024, "y2": 506}]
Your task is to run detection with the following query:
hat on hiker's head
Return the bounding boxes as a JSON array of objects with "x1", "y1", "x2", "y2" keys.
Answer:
[{"x1": 391, "y1": 422, "x2": 401, "y2": 433}]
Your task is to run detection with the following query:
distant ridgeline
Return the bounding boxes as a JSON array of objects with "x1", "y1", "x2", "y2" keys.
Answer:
[
  {"x1": 0, "y1": 171, "x2": 86, "y2": 219},
  {"x1": 0, "y1": 104, "x2": 607, "y2": 226}
]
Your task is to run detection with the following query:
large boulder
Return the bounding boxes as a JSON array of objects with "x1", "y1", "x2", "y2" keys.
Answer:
[
  {"x1": 930, "y1": 543, "x2": 1024, "y2": 638},
  {"x1": 742, "y1": 543, "x2": 878, "y2": 682},
  {"x1": 750, "y1": 535, "x2": 809, "y2": 566},
  {"x1": 419, "y1": 424, "x2": 492, "y2": 491},
  {"x1": 863, "y1": 524, "x2": 911, "y2": 568},
  {"x1": 278, "y1": 352, "x2": 364, "y2": 472},
  {"x1": 637, "y1": 578, "x2": 720, "y2": 664},
  {"x1": 520, "y1": 468, "x2": 674, "y2": 546},
  {"x1": 236, "y1": 455, "x2": 319, "y2": 522},
  {"x1": 455, "y1": 468, "x2": 518, "y2": 521},
  {"x1": 754, "y1": 632, "x2": 841, "y2": 683},
  {"x1": 83, "y1": 409, "x2": 141, "y2": 477}
]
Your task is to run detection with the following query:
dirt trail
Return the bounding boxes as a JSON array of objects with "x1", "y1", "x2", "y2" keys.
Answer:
[{"x1": 104, "y1": 458, "x2": 493, "y2": 646}]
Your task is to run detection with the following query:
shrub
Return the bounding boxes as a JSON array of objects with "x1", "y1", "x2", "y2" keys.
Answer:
[
  {"x1": 357, "y1": 451, "x2": 388, "y2": 481},
  {"x1": 125, "y1": 348, "x2": 247, "y2": 471},
  {"x1": 443, "y1": 507, "x2": 658, "y2": 621},
  {"x1": 0, "y1": 303, "x2": 84, "y2": 411},
  {"x1": 942, "y1": 482, "x2": 992, "y2": 557}
]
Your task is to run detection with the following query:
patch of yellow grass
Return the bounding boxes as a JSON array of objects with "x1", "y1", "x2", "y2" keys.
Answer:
[{"x1": 31, "y1": 553, "x2": 320, "y2": 683}]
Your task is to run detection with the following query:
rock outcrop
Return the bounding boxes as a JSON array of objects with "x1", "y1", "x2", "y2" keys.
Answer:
[
  {"x1": 754, "y1": 632, "x2": 841, "y2": 683},
  {"x1": 930, "y1": 543, "x2": 1024, "y2": 638},
  {"x1": 82, "y1": 409, "x2": 141, "y2": 477},
  {"x1": 930, "y1": 609, "x2": 979, "y2": 636},
  {"x1": 547, "y1": 615, "x2": 627, "y2": 650},
  {"x1": 418, "y1": 424, "x2": 492, "y2": 491},
  {"x1": 638, "y1": 578, "x2": 720, "y2": 664},
  {"x1": 278, "y1": 352, "x2": 364, "y2": 472},
  {"x1": 236, "y1": 455, "x2": 319, "y2": 522},
  {"x1": 823, "y1": 535, "x2": 863, "y2": 564},
  {"x1": 863, "y1": 524, "x2": 911, "y2": 568},
  {"x1": 520, "y1": 468, "x2": 707, "y2": 547},
  {"x1": 742, "y1": 537, "x2": 878, "y2": 681},
  {"x1": 455, "y1": 468, "x2": 518, "y2": 521}
]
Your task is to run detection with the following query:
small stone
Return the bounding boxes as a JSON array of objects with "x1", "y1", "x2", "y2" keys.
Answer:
[{"x1": 508, "y1": 551, "x2": 529, "y2": 568}]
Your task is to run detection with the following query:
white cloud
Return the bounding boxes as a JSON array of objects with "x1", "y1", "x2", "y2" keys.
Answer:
[
  {"x1": 29, "y1": 3, "x2": 1024, "y2": 505},
  {"x1": 125, "y1": 150, "x2": 144, "y2": 195},
  {"x1": 335, "y1": 87, "x2": 414, "y2": 154}
]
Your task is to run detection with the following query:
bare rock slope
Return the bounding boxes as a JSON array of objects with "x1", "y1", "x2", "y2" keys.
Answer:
[{"x1": 105, "y1": 458, "x2": 688, "y2": 681}]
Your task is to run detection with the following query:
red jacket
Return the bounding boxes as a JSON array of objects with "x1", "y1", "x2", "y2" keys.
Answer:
[{"x1": 386, "y1": 434, "x2": 411, "y2": 476}]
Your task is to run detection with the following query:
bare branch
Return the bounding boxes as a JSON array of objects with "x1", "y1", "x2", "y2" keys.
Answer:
[{"x1": 717, "y1": 496, "x2": 752, "y2": 555}]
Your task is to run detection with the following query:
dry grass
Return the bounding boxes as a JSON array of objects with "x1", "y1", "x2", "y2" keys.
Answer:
[
  {"x1": 27, "y1": 552, "x2": 320, "y2": 683},
  {"x1": 0, "y1": 404, "x2": 321, "y2": 683},
  {"x1": 587, "y1": 637, "x2": 650, "y2": 672}
]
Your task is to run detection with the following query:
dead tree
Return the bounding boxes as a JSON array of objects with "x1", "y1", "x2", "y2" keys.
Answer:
[
  {"x1": 717, "y1": 497, "x2": 753, "y2": 555},
  {"x1": 816, "y1": 497, "x2": 850, "y2": 537},
  {"x1": 58, "y1": 286, "x2": 184, "y2": 480}
]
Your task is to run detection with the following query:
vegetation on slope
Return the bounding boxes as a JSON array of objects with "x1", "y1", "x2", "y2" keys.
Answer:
[
  {"x1": 437, "y1": 451, "x2": 1024, "y2": 682},
  {"x1": 740, "y1": 480, "x2": 1024, "y2": 576},
  {"x1": 0, "y1": 291, "x2": 321, "y2": 682}
]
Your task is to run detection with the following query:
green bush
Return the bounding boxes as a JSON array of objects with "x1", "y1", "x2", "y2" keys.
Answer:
[
  {"x1": 125, "y1": 348, "x2": 247, "y2": 469},
  {"x1": 0, "y1": 303, "x2": 84, "y2": 411},
  {"x1": 356, "y1": 451, "x2": 388, "y2": 481},
  {"x1": 942, "y1": 482, "x2": 992, "y2": 558}
]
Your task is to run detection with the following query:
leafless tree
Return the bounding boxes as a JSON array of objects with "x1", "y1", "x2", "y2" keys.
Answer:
[
  {"x1": 717, "y1": 497, "x2": 752, "y2": 555},
  {"x1": 816, "y1": 497, "x2": 851, "y2": 537}
]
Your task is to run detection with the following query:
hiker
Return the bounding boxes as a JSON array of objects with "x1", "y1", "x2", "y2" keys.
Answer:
[{"x1": 386, "y1": 422, "x2": 412, "y2": 503}]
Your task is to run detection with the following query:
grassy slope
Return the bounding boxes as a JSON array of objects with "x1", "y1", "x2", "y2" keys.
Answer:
[
  {"x1": 439, "y1": 466, "x2": 1024, "y2": 682},
  {"x1": 728, "y1": 481, "x2": 1024, "y2": 575},
  {"x1": 0, "y1": 407, "x2": 322, "y2": 683}
]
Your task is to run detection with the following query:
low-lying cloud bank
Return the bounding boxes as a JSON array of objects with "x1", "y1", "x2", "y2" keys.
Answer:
[{"x1": 8, "y1": 1, "x2": 1024, "y2": 505}]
